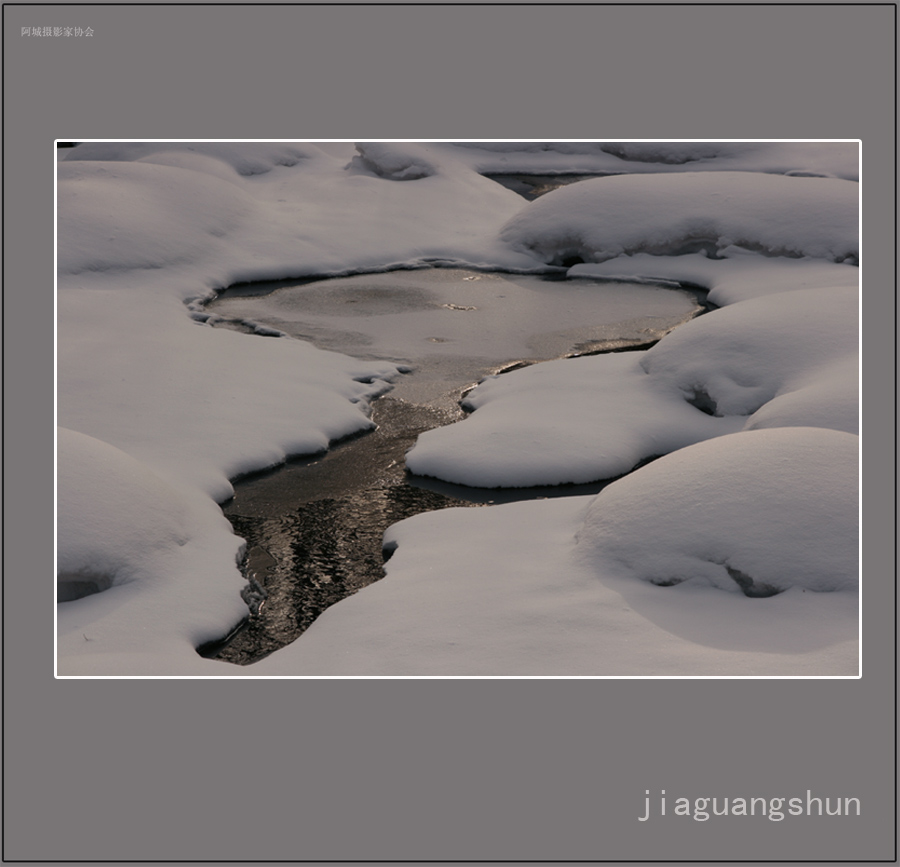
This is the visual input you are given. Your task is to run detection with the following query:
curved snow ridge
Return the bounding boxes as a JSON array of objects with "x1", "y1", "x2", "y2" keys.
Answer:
[
  {"x1": 575, "y1": 427, "x2": 859, "y2": 596},
  {"x1": 499, "y1": 171, "x2": 858, "y2": 266}
]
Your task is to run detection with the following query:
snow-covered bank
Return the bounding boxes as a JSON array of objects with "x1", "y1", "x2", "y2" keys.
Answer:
[
  {"x1": 56, "y1": 142, "x2": 859, "y2": 676},
  {"x1": 407, "y1": 273, "x2": 857, "y2": 489}
]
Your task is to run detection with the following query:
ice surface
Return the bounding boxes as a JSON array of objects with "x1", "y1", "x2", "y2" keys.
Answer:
[{"x1": 211, "y1": 269, "x2": 701, "y2": 367}]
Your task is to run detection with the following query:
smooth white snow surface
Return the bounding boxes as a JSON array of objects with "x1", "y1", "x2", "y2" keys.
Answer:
[{"x1": 56, "y1": 141, "x2": 859, "y2": 677}]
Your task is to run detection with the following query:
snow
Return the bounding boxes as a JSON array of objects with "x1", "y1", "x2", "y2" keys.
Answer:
[
  {"x1": 406, "y1": 352, "x2": 745, "y2": 488},
  {"x1": 427, "y1": 141, "x2": 860, "y2": 181},
  {"x1": 55, "y1": 141, "x2": 859, "y2": 677},
  {"x1": 57, "y1": 281, "x2": 400, "y2": 502},
  {"x1": 498, "y1": 171, "x2": 858, "y2": 265},
  {"x1": 352, "y1": 141, "x2": 443, "y2": 180},
  {"x1": 569, "y1": 247, "x2": 859, "y2": 305},
  {"x1": 62, "y1": 140, "x2": 320, "y2": 176},
  {"x1": 57, "y1": 428, "x2": 193, "y2": 599},
  {"x1": 575, "y1": 427, "x2": 859, "y2": 596}
]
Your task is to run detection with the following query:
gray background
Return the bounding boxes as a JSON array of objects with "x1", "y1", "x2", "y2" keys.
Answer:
[{"x1": 5, "y1": 2, "x2": 894, "y2": 862}]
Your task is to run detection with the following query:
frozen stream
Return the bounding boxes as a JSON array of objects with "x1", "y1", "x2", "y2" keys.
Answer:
[{"x1": 202, "y1": 268, "x2": 707, "y2": 664}]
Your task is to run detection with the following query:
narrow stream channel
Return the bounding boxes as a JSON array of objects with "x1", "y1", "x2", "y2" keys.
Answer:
[{"x1": 199, "y1": 268, "x2": 710, "y2": 665}]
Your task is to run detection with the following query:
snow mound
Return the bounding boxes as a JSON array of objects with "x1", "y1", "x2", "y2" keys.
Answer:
[
  {"x1": 406, "y1": 352, "x2": 743, "y2": 488},
  {"x1": 57, "y1": 160, "x2": 255, "y2": 274},
  {"x1": 743, "y1": 355, "x2": 858, "y2": 434},
  {"x1": 62, "y1": 141, "x2": 319, "y2": 176},
  {"x1": 499, "y1": 171, "x2": 858, "y2": 265},
  {"x1": 576, "y1": 427, "x2": 859, "y2": 596},
  {"x1": 352, "y1": 142, "x2": 441, "y2": 179},
  {"x1": 57, "y1": 428, "x2": 193, "y2": 600},
  {"x1": 641, "y1": 285, "x2": 858, "y2": 422}
]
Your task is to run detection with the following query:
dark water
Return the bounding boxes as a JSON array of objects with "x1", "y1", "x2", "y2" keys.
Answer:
[
  {"x1": 482, "y1": 173, "x2": 611, "y2": 200},
  {"x1": 201, "y1": 398, "x2": 481, "y2": 663}
]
